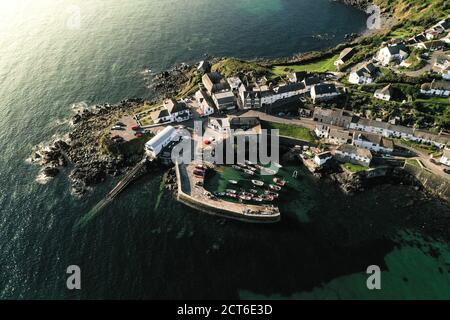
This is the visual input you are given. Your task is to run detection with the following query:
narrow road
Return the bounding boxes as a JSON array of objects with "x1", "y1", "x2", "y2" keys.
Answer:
[
  {"x1": 239, "y1": 110, "x2": 317, "y2": 130},
  {"x1": 396, "y1": 141, "x2": 448, "y2": 180}
]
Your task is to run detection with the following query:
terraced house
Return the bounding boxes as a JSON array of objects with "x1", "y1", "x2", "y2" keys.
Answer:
[
  {"x1": 352, "y1": 132, "x2": 394, "y2": 154},
  {"x1": 335, "y1": 144, "x2": 372, "y2": 167}
]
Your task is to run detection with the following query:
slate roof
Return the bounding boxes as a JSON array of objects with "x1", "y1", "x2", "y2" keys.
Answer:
[{"x1": 337, "y1": 144, "x2": 372, "y2": 159}]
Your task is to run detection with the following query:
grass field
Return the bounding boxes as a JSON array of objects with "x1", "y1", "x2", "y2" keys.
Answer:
[
  {"x1": 271, "y1": 54, "x2": 339, "y2": 75},
  {"x1": 341, "y1": 162, "x2": 368, "y2": 173},
  {"x1": 396, "y1": 139, "x2": 440, "y2": 156},
  {"x1": 406, "y1": 159, "x2": 422, "y2": 168},
  {"x1": 262, "y1": 121, "x2": 316, "y2": 143},
  {"x1": 415, "y1": 97, "x2": 450, "y2": 104}
]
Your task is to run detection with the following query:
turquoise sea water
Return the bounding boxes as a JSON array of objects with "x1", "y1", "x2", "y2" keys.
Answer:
[{"x1": 0, "y1": 0, "x2": 449, "y2": 299}]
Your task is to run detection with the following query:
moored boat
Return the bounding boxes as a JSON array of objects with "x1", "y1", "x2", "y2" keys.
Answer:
[
  {"x1": 265, "y1": 190, "x2": 279, "y2": 198},
  {"x1": 252, "y1": 180, "x2": 264, "y2": 187},
  {"x1": 228, "y1": 180, "x2": 238, "y2": 185},
  {"x1": 227, "y1": 192, "x2": 238, "y2": 199},
  {"x1": 244, "y1": 169, "x2": 255, "y2": 176},
  {"x1": 239, "y1": 194, "x2": 252, "y2": 201},
  {"x1": 269, "y1": 184, "x2": 282, "y2": 191},
  {"x1": 273, "y1": 178, "x2": 286, "y2": 187},
  {"x1": 262, "y1": 167, "x2": 277, "y2": 175}
]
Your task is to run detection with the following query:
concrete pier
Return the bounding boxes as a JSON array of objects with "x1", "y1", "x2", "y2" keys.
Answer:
[{"x1": 174, "y1": 161, "x2": 281, "y2": 223}]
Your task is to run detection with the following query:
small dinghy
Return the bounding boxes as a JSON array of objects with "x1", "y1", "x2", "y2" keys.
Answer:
[{"x1": 252, "y1": 180, "x2": 264, "y2": 187}]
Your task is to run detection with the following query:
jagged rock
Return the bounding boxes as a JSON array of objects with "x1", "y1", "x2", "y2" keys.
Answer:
[{"x1": 43, "y1": 167, "x2": 60, "y2": 177}]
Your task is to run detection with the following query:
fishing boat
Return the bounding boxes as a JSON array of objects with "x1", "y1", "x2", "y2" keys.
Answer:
[
  {"x1": 226, "y1": 189, "x2": 237, "y2": 194},
  {"x1": 249, "y1": 189, "x2": 258, "y2": 194},
  {"x1": 213, "y1": 192, "x2": 226, "y2": 197},
  {"x1": 265, "y1": 190, "x2": 279, "y2": 198},
  {"x1": 262, "y1": 195, "x2": 275, "y2": 202},
  {"x1": 245, "y1": 160, "x2": 254, "y2": 166},
  {"x1": 239, "y1": 194, "x2": 252, "y2": 201},
  {"x1": 232, "y1": 165, "x2": 242, "y2": 171},
  {"x1": 228, "y1": 180, "x2": 238, "y2": 185},
  {"x1": 227, "y1": 192, "x2": 238, "y2": 199},
  {"x1": 269, "y1": 184, "x2": 282, "y2": 191},
  {"x1": 273, "y1": 163, "x2": 283, "y2": 169},
  {"x1": 262, "y1": 167, "x2": 277, "y2": 175},
  {"x1": 195, "y1": 164, "x2": 205, "y2": 170},
  {"x1": 252, "y1": 197, "x2": 263, "y2": 202},
  {"x1": 273, "y1": 178, "x2": 286, "y2": 187},
  {"x1": 252, "y1": 180, "x2": 264, "y2": 187},
  {"x1": 244, "y1": 169, "x2": 255, "y2": 176}
]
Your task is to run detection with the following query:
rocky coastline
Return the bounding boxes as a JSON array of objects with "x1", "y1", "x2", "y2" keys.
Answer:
[
  {"x1": 30, "y1": 98, "x2": 147, "y2": 196},
  {"x1": 327, "y1": 166, "x2": 449, "y2": 205}
]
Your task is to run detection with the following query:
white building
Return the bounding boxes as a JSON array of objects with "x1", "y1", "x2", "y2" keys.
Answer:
[
  {"x1": 315, "y1": 124, "x2": 330, "y2": 139},
  {"x1": 335, "y1": 144, "x2": 372, "y2": 167},
  {"x1": 349, "y1": 117, "x2": 449, "y2": 148},
  {"x1": 311, "y1": 84, "x2": 340, "y2": 103},
  {"x1": 195, "y1": 90, "x2": 215, "y2": 117},
  {"x1": 208, "y1": 118, "x2": 230, "y2": 135},
  {"x1": 328, "y1": 128, "x2": 353, "y2": 145},
  {"x1": 145, "y1": 126, "x2": 178, "y2": 158},
  {"x1": 440, "y1": 148, "x2": 450, "y2": 166},
  {"x1": 352, "y1": 132, "x2": 394, "y2": 154},
  {"x1": 287, "y1": 71, "x2": 307, "y2": 83},
  {"x1": 227, "y1": 77, "x2": 243, "y2": 92},
  {"x1": 349, "y1": 63, "x2": 378, "y2": 85},
  {"x1": 149, "y1": 99, "x2": 192, "y2": 125},
  {"x1": 433, "y1": 56, "x2": 450, "y2": 80},
  {"x1": 254, "y1": 82, "x2": 307, "y2": 106},
  {"x1": 374, "y1": 85, "x2": 394, "y2": 101},
  {"x1": 272, "y1": 82, "x2": 307, "y2": 100},
  {"x1": 334, "y1": 47, "x2": 355, "y2": 68},
  {"x1": 212, "y1": 91, "x2": 235, "y2": 111},
  {"x1": 314, "y1": 151, "x2": 333, "y2": 167},
  {"x1": 239, "y1": 84, "x2": 262, "y2": 110},
  {"x1": 164, "y1": 99, "x2": 192, "y2": 123},
  {"x1": 150, "y1": 108, "x2": 172, "y2": 125},
  {"x1": 376, "y1": 43, "x2": 409, "y2": 66},
  {"x1": 420, "y1": 80, "x2": 450, "y2": 97}
]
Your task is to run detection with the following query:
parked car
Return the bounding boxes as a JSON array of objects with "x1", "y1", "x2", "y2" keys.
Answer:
[
  {"x1": 111, "y1": 126, "x2": 125, "y2": 131},
  {"x1": 131, "y1": 125, "x2": 141, "y2": 131},
  {"x1": 115, "y1": 122, "x2": 126, "y2": 127},
  {"x1": 135, "y1": 132, "x2": 144, "y2": 138}
]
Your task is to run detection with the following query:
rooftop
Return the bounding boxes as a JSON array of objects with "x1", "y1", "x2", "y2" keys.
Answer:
[{"x1": 337, "y1": 144, "x2": 372, "y2": 159}]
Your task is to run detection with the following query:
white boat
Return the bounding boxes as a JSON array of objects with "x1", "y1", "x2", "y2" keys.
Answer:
[
  {"x1": 273, "y1": 178, "x2": 286, "y2": 187},
  {"x1": 269, "y1": 184, "x2": 282, "y2": 191},
  {"x1": 244, "y1": 169, "x2": 255, "y2": 176},
  {"x1": 228, "y1": 180, "x2": 238, "y2": 185},
  {"x1": 262, "y1": 167, "x2": 277, "y2": 175},
  {"x1": 252, "y1": 180, "x2": 264, "y2": 187}
]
